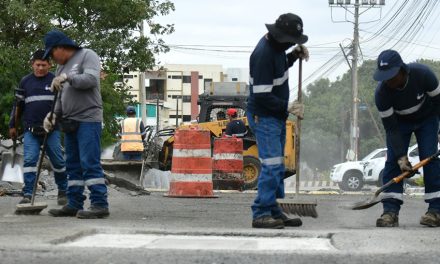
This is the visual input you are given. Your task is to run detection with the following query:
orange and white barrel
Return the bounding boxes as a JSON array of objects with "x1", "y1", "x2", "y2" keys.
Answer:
[
  {"x1": 166, "y1": 128, "x2": 216, "y2": 198},
  {"x1": 212, "y1": 137, "x2": 244, "y2": 191}
]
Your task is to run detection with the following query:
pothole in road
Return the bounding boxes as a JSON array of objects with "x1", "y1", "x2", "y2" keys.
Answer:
[{"x1": 58, "y1": 233, "x2": 335, "y2": 251}]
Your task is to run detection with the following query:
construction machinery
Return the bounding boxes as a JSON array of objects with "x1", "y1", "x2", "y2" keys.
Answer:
[{"x1": 158, "y1": 82, "x2": 297, "y2": 190}]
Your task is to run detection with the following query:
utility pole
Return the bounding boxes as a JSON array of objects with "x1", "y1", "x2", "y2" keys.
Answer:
[
  {"x1": 138, "y1": 21, "x2": 147, "y2": 125},
  {"x1": 329, "y1": 0, "x2": 385, "y2": 160}
]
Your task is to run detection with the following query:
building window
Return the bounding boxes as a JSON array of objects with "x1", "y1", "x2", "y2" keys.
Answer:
[
  {"x1": 232, "y1": 78, "x2": 238, "y2": 81},
  {"x1": 169, "y1": 75, "x2": 182, "y2": 79},
  {"x1": 199, "y1": 75, "x2": 203, "y2": 79},
  {"x1": 182, "y1": 95, "x2": 191, "y2": 102},
  {"x1": 182, "y1": 75, "x2": 191, "y2": 83},
  {"x1": 123, "y1": 75, "x2": 134, "y2": 79}
]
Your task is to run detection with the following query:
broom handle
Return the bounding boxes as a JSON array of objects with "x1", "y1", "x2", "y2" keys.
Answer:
[
  {"x1": 30, "y1": 90, "x2": 58, "y2": 205},
  {"x1": 295, "y1": 59, "x2": 303, "y2": 195}
]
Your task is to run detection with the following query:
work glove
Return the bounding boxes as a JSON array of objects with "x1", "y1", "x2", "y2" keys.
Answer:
[
  {"x1": 293, "y1": 44, "x2": 309, "y2": 62},
  {"x1": 397, "y1": 156, "x2": 413, "y2": 172},
  {"x1": 50, "y1": 73, "x2": 68, "y2": 92},
  {"x1": 9, "y1": 128, "x2": 17, "y2": 140},
  {"x1": 43, "y1": 112, "x2": 57, "y2": 132},
  {"x1": 288, "y1": 100, "x2": 304, "y2": 120}
]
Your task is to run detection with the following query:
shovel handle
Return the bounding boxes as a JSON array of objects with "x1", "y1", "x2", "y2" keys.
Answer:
[{"x1": 393, "y1": 149, "x2": 440, "y2": 184}]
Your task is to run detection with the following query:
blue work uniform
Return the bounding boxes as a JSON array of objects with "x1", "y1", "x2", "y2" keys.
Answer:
[
  {"x1": 225, "y1": 119, "x2": 247, "y2": 138},
  {"x1": 247, "y1": 36, "x2": 296, "y2": 220},
  {"x1": 375, "y1": 63, "x2": 440, "y2": 213},
  {"x1": 9, "y1": 73, "x2": 67, "y2": 197}
]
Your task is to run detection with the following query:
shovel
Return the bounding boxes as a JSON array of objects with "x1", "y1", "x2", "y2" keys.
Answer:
[
  {"x1": 0, "y1": 139, "x2": 24, "y2": 183},
  {"x1": 345, "y1": 149, "x2": 440, "y2": 210}
]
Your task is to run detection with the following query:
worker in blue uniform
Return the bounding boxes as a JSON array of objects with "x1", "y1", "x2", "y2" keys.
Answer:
[
  {"x1": 9, "y1": 49, "x2": 67, "y2": 206},
  {"x1": 374, "y1": 49, "x2": 440, "y2": 227},
  {"x1": 247, "y1": 13, "x2": 309, "y2": 229}
]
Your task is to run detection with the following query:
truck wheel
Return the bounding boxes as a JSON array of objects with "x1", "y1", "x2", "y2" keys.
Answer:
[
  {"x1": 243, "y1": 156, "x2": 261, "y2": 190},
  {"x1": 340, "y1": 171, "x2": 364, "y2": 191}
]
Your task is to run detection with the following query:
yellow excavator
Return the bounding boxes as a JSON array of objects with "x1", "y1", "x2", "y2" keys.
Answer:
[{"x1": 158, "y1": 92, "x2": 296, "y2": 190}]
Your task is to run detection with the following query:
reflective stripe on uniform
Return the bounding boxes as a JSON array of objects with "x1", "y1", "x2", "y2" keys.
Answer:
[
  {"x1": 85, "y1": 178, "x2": 106, "y2": 186},
  {"x1": 250, "y1": 70, "x2": 289, "y2": 94},
  {"x1": 23, "y1": 166, "x2": 37, "y2": 173},
  {"x1": 427, "y1": 84, "x2": 440, "y2": 97},
  {"x1": 395, "y1": 97, "x2": 426, "y2": 115},
  {"x1": 260, "y1": 156, "x2": 284, "y2": 166},
  {"x1": 379, "y1": 107, "x2": 394, "y2": 118},
  {"x1": 68, "y1": 180, "x2": 85, "y2": 187},
  {"x1": 425, "y1": 191, "x2": 440, "y2": 200},
  {"x1": 380, "y1": 192, "x2": 403, "y2": 201},
  {"x1": 25, "y1": 95, "x2": 54, "y2": 104}
]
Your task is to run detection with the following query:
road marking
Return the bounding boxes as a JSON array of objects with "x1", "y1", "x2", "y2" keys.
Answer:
[{"x1": 61, "y1": 234, "x2": 335, "y2": 251}]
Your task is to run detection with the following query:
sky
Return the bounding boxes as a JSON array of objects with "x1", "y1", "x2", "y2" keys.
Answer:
[{"x1": 154, "y1": 0, "x2": 440, "y2": 96}]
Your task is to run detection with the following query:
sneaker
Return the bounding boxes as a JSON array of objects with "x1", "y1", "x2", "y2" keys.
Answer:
[
  {"x1": 18, "y1": 196, "x2": 31, "y2": 204},
  {"x1": 77, "y1": 206, "x2": 109, "y2": 219},
  {"x1": 48, "y1": 206, "x2": 78, "y2": 217},
  {"x1": 57, "y1": 191, "x2": 67, "y2": 206},
  {"x1": 376, "y1": 212, "x2": 399, "y2": 227},
  {"x1": 252, "y1": 216, "x2": 284, "y2": 229},
  {"x1": 275, "y1": 213, "x2": 303, "y2": 227},
  {"x1": 420, "y1": 211, "x2": 440, "y2": 227}
]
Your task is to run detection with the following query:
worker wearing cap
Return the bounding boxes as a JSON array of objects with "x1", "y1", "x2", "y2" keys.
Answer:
[
  {"x1": 374, "y1": 49, "x2": 440, "y2": 227},
  {"x1": 42, "y1": 29, "x2": 109, "y2": 219},
  {"x1": 224, "y1": 108, "x2": 247, "y2": 138},
  {"x1": 120, "y1": 106, "x2": 146, "y2": 160},
  {"x1": 247, "y1": 13, "x2": 309, "y2": 229},
  {"x1": 9, "y1": 49, "x2": 67, "y2": 206}
]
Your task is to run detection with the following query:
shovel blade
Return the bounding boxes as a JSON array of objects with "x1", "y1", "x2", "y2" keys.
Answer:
[
  {"x1": 341, "y1": 196, "x2": 382, "y2": 210},
  {"x1": 0, "y1": 152, "x2": 24, "y2": 183}
]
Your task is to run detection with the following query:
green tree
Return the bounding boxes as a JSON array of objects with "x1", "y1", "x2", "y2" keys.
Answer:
[{"x1": 0, "y1": 0, "x2": 175, "y2": 146}]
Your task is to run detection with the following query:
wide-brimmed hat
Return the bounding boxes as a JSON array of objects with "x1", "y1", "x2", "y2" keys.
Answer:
[
  {"x1": 43, "y1": 29, "x2": 79, "y2": 59},
  {"x1": 265, "y1": 13, "x2": 308, "y2": 44},
  {"x1": 373, "y1": 50, "x2": 408, "y2": 81}
]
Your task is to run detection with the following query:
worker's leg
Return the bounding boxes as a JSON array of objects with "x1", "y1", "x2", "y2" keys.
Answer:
[
  {"x1": 22, "y1": 131, "x2": 41, "y2": 197},
  {"x1": 64, "y1": 131, "x2": 86, "y2": 210},
  {"x1": 77, "y1": 122, "x2": 108, "y2": 209},
  {"x1": 251, "y1": 116, "x2": 285, "y2": 219},
  {"x1": 415, "y1": 115, "x2": 440, "y2": 212},
  {"x1": 381, "y1": 123, "x2": 412, "y2": 214},
  {"x1": 45, "y1": 130, "x2": 67, "y2": 193}
]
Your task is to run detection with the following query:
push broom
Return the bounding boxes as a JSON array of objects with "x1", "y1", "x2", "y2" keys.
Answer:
[
  {"x1": 15, "y1": 90, "x2": 59, "y2": 215},
  {"x1": 277, "y1": 59, "x2": 318, "y2": 218}
]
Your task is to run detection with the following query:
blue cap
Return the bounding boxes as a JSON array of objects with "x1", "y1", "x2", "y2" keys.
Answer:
[
  {"x1": 126, "y1": 106, "x2": 136, "y2": 115},
  {"x1": 43, "y1": 29, "x2": 79, "y2": 59},
  {"x1": 373, "y1": 50, "x2": 407, "y2": 81}
]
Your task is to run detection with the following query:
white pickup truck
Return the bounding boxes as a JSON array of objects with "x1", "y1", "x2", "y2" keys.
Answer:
[{"x1": 330, "y1": 148, "x2": 387, "y2": 191}]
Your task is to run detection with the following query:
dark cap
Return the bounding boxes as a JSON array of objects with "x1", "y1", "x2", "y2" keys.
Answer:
[
  {"x1": 31, "y1": 49, "x2": 48, "y2": 62},
  {"x1": 265, "y1": 13, "x2": 308, "y2": 44},
  {"x1": 126, "y1": 106, "x2": 136, "y2": 115},
  {"x1": 43, "y1": 29, "x2": 79, "y2": 59},
  {"x1": 373, "y1": 50, "x2": 407, "y2": 81}
]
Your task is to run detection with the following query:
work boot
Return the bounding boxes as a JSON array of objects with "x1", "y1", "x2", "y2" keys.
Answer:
[
  {"x1": 275, "y1": 213, "x2": 303, "y2": 227},
  {"x1": 76, "y1": 206, "x2": 109, "y2": 219},
  {"x1": 48, "y1": 206, "x2": 78, "y2": 217},
  {"x1": 376, "y1": 212, "x2": 399, "y2": 227},
  {"x1": 57, "y1": 191, "x2": 67, "y2": 206},
  {"x1": 252, "y1": 216, "x2": 284, "y2": 229},
  {"x1": 18, "y1": 195, "x2": 31, "y2": 204},
  {"x1": 420, "y1": 211, "x2": 440, "y2": 227}
]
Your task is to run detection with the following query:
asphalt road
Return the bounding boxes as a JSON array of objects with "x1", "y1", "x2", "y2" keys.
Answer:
[{"x1": 0, "y1": 188, "x2": 439, "y2": 264}]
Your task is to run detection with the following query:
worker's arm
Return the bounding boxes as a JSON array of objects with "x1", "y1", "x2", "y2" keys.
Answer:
[
  {"x1": 423, "y1": 67, "x2": 440, "y2": 115},
  {"x1": 375, "y1": 87, "x2": 406, "y2": 158},
  {"x1": 68, "y1": 50, "x2": 100, "y2": 90},
  {"x1": 250, "y1": 56, "x2": 288, "y2": 114}
]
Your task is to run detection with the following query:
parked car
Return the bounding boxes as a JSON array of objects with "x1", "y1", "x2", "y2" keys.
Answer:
[
  {"x1": 363, "y1": 144, "x2": 433, "y2": 186},
  {"x1": 330, "y1": 148, "x2": 387, "y2": 191}
]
